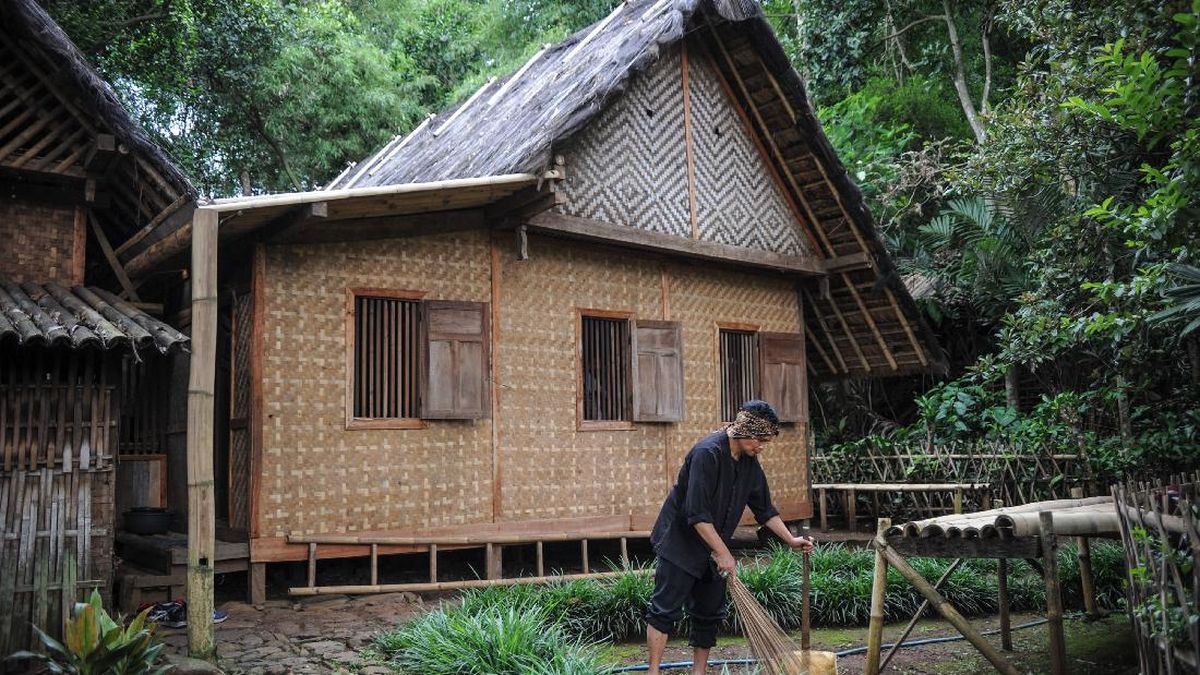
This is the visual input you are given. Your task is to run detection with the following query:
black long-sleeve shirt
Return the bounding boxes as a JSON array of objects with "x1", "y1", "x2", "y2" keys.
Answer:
[{"x1": 650, "y1": 430, "x2": 780, "y2": 577}]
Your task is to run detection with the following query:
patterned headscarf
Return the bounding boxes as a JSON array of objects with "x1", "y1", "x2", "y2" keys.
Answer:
[{"x1": 725, "y1": 400, "x2": 781, "y2": 439}]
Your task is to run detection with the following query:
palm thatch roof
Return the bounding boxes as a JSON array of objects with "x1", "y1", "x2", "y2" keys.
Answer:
[{"x1": 328, "y1": 0, "x2": 944, "y2": 379}]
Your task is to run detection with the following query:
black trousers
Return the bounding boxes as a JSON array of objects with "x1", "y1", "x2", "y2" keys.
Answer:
[{"x1": 645, "y1": 556, "x2": 727, "y2": 648}]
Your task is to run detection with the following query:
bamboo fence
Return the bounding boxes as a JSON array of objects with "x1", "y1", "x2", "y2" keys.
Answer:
[
  {"x1": 811, "y1": 439, "x2": 1090, "y2": 520},
  {"x1": 0, "y1": 382, "x2": 117, "y2": 653},
  {"x1": 1113, "y1": 475, "x2": 1200, "y2": 674}
]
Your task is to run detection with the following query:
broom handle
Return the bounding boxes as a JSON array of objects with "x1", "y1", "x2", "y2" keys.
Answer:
[{"x1": 801, "y1": 550, "x2": 811, "y2": 650}]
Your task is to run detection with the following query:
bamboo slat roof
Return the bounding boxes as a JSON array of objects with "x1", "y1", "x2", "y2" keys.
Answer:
[
  {"x1": 0, "y1": 279, "x2": 189, "y2": 355},
  {"x1": 326, "y1": 0, "x2": 945, "y2": 380}
]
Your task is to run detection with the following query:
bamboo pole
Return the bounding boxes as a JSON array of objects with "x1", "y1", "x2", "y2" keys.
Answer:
[
  {"x1": 880, "y1": 558, "x2": 964, "y2": 672},
  {"x1": 865, "y1": 518, "x2": 890, "y2": 675},
  {"x1": 801, "y1": 551, "x2": 811, "y2": 651},
  {"x1": 288, "y1": 568, "x2": 653, "y2": 596},
  {"x1": 1040, "y1": 511, "x2": 1067, "y2": 675},
  {"x1": 186, "y1": 208, "x2": 217, "y2": 660},
  {"x1": 286, "y1": 530, "x2": 651, "y2": 546},
  {"x1": 1070, "y1": 487, "x2": 1101, "y2": 619},
  {"x1": 998, "y1": 557, "x2": 1012, "y2": 651},
  {"x1": 878, "y1": 543, "x2": 1021, "y2": 675}
]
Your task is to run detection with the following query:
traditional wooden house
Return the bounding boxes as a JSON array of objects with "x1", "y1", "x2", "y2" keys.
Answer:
[
  {"x1": 137, "y1": 0, "x2": 943, "y2": 606},
  {"x1": 0, "y1": 0, "x2": 194, "y2": 653}
]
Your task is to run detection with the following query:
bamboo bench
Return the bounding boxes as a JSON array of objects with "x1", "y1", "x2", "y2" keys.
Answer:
[{"x1": 811, "y1": 482, "x2": 991, "y2": 532}]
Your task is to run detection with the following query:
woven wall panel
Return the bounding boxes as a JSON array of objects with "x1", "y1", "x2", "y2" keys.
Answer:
[
  {"x1": 497, "y1": 235, "x2": 808, "y2": 521},
  {"x1": 688, "y1": 50, "x2": 808, "y2": 257},
  {"x1": 556, "y1": 44, "x2": 691, "y2": 238},
  {"x1": 261, "y1": 231, "x2": 493, "y2": 537},
  {"x1": 0, "y1": 200, "x2": 78, "y2": 285},
  {"x1": 228, "y1": 293, "x2": 252, "y2": 530}
]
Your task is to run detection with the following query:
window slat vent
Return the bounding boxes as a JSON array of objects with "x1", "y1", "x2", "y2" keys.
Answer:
[
  {"x1": 720, "y1": 329, "x2": 758, "y2": 422},
  {"x1": 582, "y1": 316, "x2": 630, "y2": 421},
  {"x1": 354, "y1": 296, "x2": 420, "y2": 419}
]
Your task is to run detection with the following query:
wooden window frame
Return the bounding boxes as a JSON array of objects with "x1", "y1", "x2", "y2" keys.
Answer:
[
  {"x1": 576, "y1": 308, "x2": 635, "y2": 432},
  {"x1": 715, "y1": 322, "x2": 760, "y2": 424},
  {"x1": 345, "y1": 287, "x2": 428, "y2": 430},
  {"x1": 632, "y1": 319, "x2": 685, "y2": 423}
]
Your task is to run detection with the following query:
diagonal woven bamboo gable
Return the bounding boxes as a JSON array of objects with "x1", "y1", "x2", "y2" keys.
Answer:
[{"x1": 328, "y1": 0, "x2": 943, "y2": 380}]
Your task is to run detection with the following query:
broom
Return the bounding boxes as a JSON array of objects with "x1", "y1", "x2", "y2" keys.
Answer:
[{"x1": 725, "y1": 552, "x2": 838, "y2": 675}]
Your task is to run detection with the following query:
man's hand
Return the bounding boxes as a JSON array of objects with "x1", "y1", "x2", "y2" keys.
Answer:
[
  {"x1": 714, "y1": 550, "x2": 737, "y2": 577},
  {"x1": 790, "y1": 535, "x2": 816, "y2": 553}
]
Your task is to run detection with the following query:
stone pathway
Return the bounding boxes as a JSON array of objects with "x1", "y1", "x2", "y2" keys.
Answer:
[{"x1": 160, "y1": 592, "x2": 427, "y2": 674}]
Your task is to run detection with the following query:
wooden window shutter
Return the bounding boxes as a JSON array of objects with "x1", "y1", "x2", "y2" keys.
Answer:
[
  {"x1": 420, "y1": 300, "x2": 490, "y2": 419},
  {"x1": 759, "y1": 332, "x2": 806, "y2": 423},
  {"x1": 632, "y1": 320, "x2": 684, "y2": 422}
]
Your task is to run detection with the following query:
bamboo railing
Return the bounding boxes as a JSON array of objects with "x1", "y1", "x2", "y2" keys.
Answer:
[
  {"x1": 811, "y1": 439, "x2": 1090, "y2": 519},
  {"x1": 1113, "y1": 475, "x2": 1200, "y2": 674}
]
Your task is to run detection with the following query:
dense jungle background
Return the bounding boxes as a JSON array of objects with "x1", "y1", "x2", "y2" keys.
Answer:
[{"x1": 46, "y1": 0, "x2": 1200, "y2": 483}]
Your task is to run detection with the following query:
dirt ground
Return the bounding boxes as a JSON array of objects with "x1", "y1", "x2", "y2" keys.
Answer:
[{"x1": 163, "y1": 588, "x2": 1138, "y2": 675}]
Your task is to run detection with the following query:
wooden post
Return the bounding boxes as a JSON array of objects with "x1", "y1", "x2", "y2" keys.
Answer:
[
  {"x1": 880, "y1": 558, "x2": 964, "y2": 671},
  {"x1": 864, "y1": 518, "x2": 890, "y2": 675},
  {"x1": 428, "y1": 543, "x2": 437, "y2": 583},
  {"x1": 1070, "y1": 487, "x2": 1100, "y2": 619},
  {"x1": 370, "y1": 544, "x2": 379, "y2": 586},
  {"x1": 879, "y1": 544, "x2": 1021, "y2": 675},
  {"x1": 819, "y1": 487, "x2": 828, "y2": 531},
  {"x1": 953, "y1": 488, "x2": 964, "y2": 514},
  {"x1": 581, "y1": 539, "x2": 589, "y2": 574},
  {"x1": 186, "y1": 209, "x2": 217, "y2": 660},
  {"x1": 620, "y1": 537, "x2": 629, "y2": 566},
  {"x1": 536, "y1": 541, "x2": 544, "y2": 577},
  {"x1": 486, "y1": 543, "x2": 502, "y2": 580},
  {"x1": 249, "y1": 563, "x2": 266, "y2": 606},
  {"x1": 998, "y1": 558, "x2": 1012, "y2": 650},
  {"x1": 847, "y1": 488, "x2": 857, "y2": 532},
  {"x1": 801, "y1": 550, "x2": 811, "y2": 651},
  {"x1": 307, "y1": 543, "x2": 317, "y2": 588},
  {"x1": 1040, "y1": 511, "x2": 1067, "y2": 675}
]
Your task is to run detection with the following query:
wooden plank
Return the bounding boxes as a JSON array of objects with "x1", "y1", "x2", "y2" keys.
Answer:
[
  {"x1": 87, "y1": 211, "x2": 140, "y2": 302},
  {"x1": 113, "y1": 193, "x2": 191, "y2": 259},
  {"x1": 526, "y1": 211, "x2": 827, "y2": 275},
  {"x1": 186, "y1": 209, "x2": 217, "y2": 659},
  {"x1": 308, "y1": 543, "x2": 317, "y2": 588}
]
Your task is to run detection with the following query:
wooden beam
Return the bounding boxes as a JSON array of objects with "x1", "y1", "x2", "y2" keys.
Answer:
[
  {"x1": 865, "y1": 518, "x2": 890, "y2": 675},
  {"x1": 272, "y1": 208, "x2": 485, "y2": 244},
  {"x1": 1040, "y1": 512, "x2": 1067, "y2": 675},
  {"x1": 113, "y1": 193, "x2": 191, "y2": 259},
  {"x1": 87, "y1": 211, "x2": 140, "y2": 302},
  {"x1": 83, "y1": 134, "x2": 120, "y2": 174},
  {"x1": 842, "y1": 271, "x2": 898, "y2": 370},
  {"x1": 526, "y1": 211, "x2": 827, "y2": 275},
  {"x1": 186, "y1": 209, "x2": 218, "y2": 660},
  {"x1": 802, "y1": 287, "x2": 849, "y2": 374}
]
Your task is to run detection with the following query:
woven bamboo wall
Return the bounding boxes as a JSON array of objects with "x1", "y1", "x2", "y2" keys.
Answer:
[
  {"x1": 0, "y1": 378, "x2": 116, "y2": 653},
  {"x1": 260, "y1": 231, "x2": 494, "y2": 537},
  {"x1": 0, "y1": 200, "x2": 80, "y2": 285},
  {"x1": 497, "y1": 234, "x2": 807, "y2": 521},
  {"x1": 556, "y1": 42, "x2": 807, "y2": 257}
]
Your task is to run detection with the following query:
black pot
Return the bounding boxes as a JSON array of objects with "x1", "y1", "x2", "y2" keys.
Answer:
[{"x1": 124, "y1": 507, "x2": 172, "y2": 535}]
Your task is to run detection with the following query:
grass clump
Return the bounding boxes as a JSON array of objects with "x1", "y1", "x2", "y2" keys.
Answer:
[{"x1": 374, "y1": 603, "x2": 613, "y2": 674}]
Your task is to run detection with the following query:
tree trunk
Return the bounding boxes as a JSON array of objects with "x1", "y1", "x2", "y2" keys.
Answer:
[
  {"x1": 942, "y1": 0, "x2": 987, "y2": 144},
  {"x1": 1005, "y1": 364, "x2": 1020, "y2": 410}
]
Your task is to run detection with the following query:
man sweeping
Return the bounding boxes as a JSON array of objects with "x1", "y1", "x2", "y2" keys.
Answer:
[{"x1": 645, "y1": 400, "x2": 816, "y2": 675}]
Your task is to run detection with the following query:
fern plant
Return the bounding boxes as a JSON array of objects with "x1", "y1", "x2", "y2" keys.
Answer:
[
  {"x1": 11, "y1": 590, "x2": 169, "y2": 675},
  {"x1": 1150, "y1": 263, "x2": 1200, "y2": 336}
]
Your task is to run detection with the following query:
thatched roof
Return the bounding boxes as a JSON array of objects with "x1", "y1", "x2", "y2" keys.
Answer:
[
  {"x1": 0, "y1": 0, "x2": 197, "y2": 267},
  {"x1": 0, "y1": 279, "x2": 189, "y2": 355},
  {"x1": 329, "y1": 0, "x2": 944, "y2": 380}
]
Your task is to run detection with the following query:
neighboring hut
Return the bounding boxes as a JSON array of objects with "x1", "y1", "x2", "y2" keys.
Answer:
[
  {"x1": 0, "y1": 0, "x2": 193, "y2": 653},
  {"x1": 137, "y1": 0, "x2": 944, "y2": 604}
]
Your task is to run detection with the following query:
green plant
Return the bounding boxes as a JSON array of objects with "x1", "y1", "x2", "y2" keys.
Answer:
[
  {"x1": 11, "y1": 590, "x2": 169, "y2": 675},
  {"x1": 374, "y1": 604, "x2": 612, "y2": 674}
]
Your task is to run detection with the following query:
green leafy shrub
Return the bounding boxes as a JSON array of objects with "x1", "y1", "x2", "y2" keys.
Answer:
[{"x1": 11, "y1": 590, "x2": 168, "y2": 675}]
